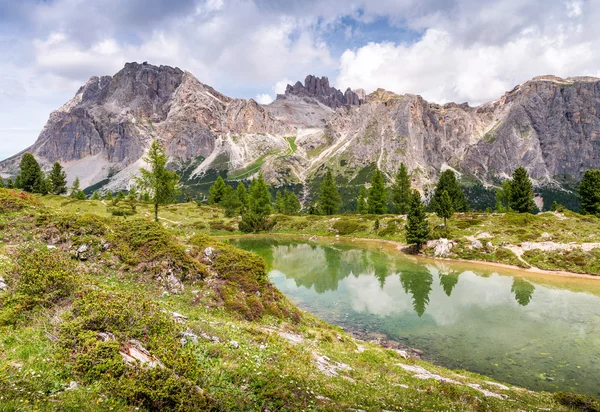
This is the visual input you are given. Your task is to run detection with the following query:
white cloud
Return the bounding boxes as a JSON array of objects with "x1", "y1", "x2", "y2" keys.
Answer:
[
  {"x1": 273, "y1": 78, "x2": 293, "y2": 94},
  {"x1": 255, "y1": 93, "x2": 274, "y2": 104},
  {"x1": 336, "y1": 26, "x2": 600, "y2": 105}
]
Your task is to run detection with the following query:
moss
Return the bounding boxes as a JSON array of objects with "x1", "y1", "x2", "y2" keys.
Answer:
[{"x1": 554, "y1": 392, "x2": 600, "y2": 411}]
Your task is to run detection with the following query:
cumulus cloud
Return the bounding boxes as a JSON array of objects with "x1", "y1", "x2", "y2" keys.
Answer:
[{"x1": 255, "y1": 93, "x2": 274, "y2": 104}]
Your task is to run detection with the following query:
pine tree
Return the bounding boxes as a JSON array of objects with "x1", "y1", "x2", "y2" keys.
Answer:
[
  {"x1": 127, "y1": 186, "x2": 138, "y2": 212},
  {"x1": 248, "y1": 172, "x2": 271, "y2": 216},
  {"x1": 432, "y1": 170, "x2": 469, "y2": 212},
  {"x1": 357, "y1": 186, "x2": 368, "y2": 214},
  {"x1": 435, "y1": 190, "x2": 454, "y2": 228},
  {"x1": 70, "y1": 177, "x2": 82, "y2": 198},
  {"x1": 319, "y1": 168, "x2": 341, "y2": 215},
  {"x1": 283, "y1": 190, "x2": 301, "y2": 215},
  {"x1": 509, "y1": 167, "x2": 536, "y2": 213},
  {"x1": 135, "y1": 140, "x2": 180, "y2": 222},
  {"x1": 368, "y1": 168, "x2": 387, "y2": 214},
  {"x1": 405, "y1": 190, "x2": 430, "y2": 250},
  {"x1": 48, "y1": 162, "x2": 68, "y2": 195},
  {"x1": 76, "y1": 189, "x2": 86, "y2": 200},
  {"x1": 275, "y1": 190, "x2": 285, "y2": 213},
  {"x1": 495, "y1": 180, "x2": 512, "y2": 212},
  {"x1": 115, "y1": 190, "x2": 125, "y2": 204},
  {"x1": 105, "y1": 191, "x2": 113, "y2": 201},
  {"x1": 236, "y1": 182, "x2": 248, "y2": 212},
  {"x1": 18, "y1": 153, "x2": 45, "y2": 193},
  {"x1": 208, "y1": 176, "x2": 227, "y2": 205},
  {"x1": 579, "y1": 169, "x2": 600, "y2": 216},
  {"x1": 391, "y1": 163, "x2": 412, "y2": 214},
  {"x1": 6, "y1": 178, "x2": 14, "y2": 189},
  {"x1": 91, "y1": 191, "x2": 101, "y2": 200}
]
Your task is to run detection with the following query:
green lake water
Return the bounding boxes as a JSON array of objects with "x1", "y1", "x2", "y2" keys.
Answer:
[{"x1": 230, "y1": 237, "x2": 600, "y2": 397}]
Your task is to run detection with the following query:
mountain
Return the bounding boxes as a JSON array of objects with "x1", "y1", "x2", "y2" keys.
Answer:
[{"x1": 2, "y1": 63, "x2": 599, "y2": 209}]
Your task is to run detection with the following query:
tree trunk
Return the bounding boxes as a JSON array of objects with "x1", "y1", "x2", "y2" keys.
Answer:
[
  {"x1": 444, "y1": 217, "x2": 447, "y2": 228},
  {"x1": 154, "y1": 201, "x2": 159, "y2": 222}
]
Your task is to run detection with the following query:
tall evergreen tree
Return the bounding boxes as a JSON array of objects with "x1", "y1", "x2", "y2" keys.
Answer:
[
  {"x1": 275, "y1": 190, "x2": 285, "y2": 213},
  {"x1": 239, "y1": 173, "x2": 274, "y2": 233},
  {"x1": 357, "y1": 186, "x2": 368, "y2": 214},
  {"x1": 391, "y1": 163, "x2": 412, "y2": 214},
  {"x1": 319, "y1": 168, "x2": 341, "y2": 215},
  {"x1": 405, "y1": 190, "x2": 430, "y2": 250},
  {"x1": 48, "y1": 162, "x2": 68, "y2": 195},
  {"x1": 236, "y1": 182, "x2": 249, "y2": 212},
  {"x1": 495, "y1": 180, "x2": 512, "y2": 212},
  {"x1": 368, "y1": 168, "x2": 387, "y2": 214},
  {"x1": 208, "y1": 176, "x2": 228, "y2": 205},
  {"x1": 0, "y1": 178, "x2": 4, "y2": 188},
  {"x1": 91, "y1": 191, "x2": 101, "y2": 200},
  {"x1": 105, "y1": 191, "x2": 113, "y2": 201},
  {"x1": 432, "y1": 170, "x2": 469, "y2": 212},
  {"x1": 6, "y1": 178, "x2": 13, "y2": 189},
  {"x1": 222, "y1": 185, "x2": 242, "y2": 217},
  {"x1": 579, "y1": 169, "x2": 600, "y2": 216},
  {"x1": 18, "y1": 153, "x2": 46, "y2": 193},
  {"x1": 509, "y1": 167, "x2": 536, "y2": 213},
  {"x1": 135, "y1": 140, "x2": 180, "y2": 222},
  {"x1": 435, "y1": 190, "x2": 454, "y2": 228},
  {"x1": 283, "y1": 190, "x2": 301, "y2": 215}
]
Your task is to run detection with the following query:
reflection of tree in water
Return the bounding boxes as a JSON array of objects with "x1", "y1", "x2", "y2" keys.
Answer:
[
  {"x1": 511, "y1": 277, "x2": 535, "y2": 306},
  {"x1": 371, "y1": 252, "x2": 390, "y2": 289},
  {"x1": 400, "y1": 269, "x2": 434, "y2": 317},
  {"x1": 439, "y1": 273, "x2": 460, "y2": 297}
]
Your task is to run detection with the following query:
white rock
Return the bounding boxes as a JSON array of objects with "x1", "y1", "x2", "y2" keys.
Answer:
[
  {"x1": 308, "y1": 235, "x2": 318, "y2": 241},
  {"x1": 0, "y1": 276, "x2": 7, "y2": 291},
  {"x1": 426, "y1": 238, "x2": 454, "y2": 257},
  {"x1": 230, "y1": 340, "x2": 239, "y2": 349},
  {"x1": 471, "y1": 239, "x2": 483, "y2": 249},
  {"x1": 180, "y1": 329, "x2": 199, "y2": 346},
  {"x1": 203, "y1": 247, "x2": 216, "y2": 263},
  {"x1": 65, "y1": 381, "x2": 78, "y2": 391},
  {"x1": 120, "y1": 340, "x2": 164, "y2": 369}
]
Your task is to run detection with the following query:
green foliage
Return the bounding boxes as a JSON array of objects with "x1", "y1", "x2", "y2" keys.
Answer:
[
  {"x1": 522, "y1": 248, "x2": 600, "y2": 275},
  {"x1": 222, "y1": 185, "x2": 242, "y2": 217},
  {"x1": 435, "y1": 190, "x2": 454, "y2": 228},
  {"x1": 115, "y1": 190, "x2": 125, "y2": 204},
  {"x1": 70, "y1": 176, "x2": 86, "y2": 199},
  {"x1": 6, "y1": 177, "x2": 14, "y2": 188},
  {"x1": 207, "y1": 175, "x2": 227, "y2": 204},
  {"x1": 0, "y1": 188, "x2": 39, "y2": 213},
  {"x1": 319, "y1": 168, "x2": 341, "y2": 215},
  {"x1": 550, "y1": 200, "x2": 566, "y2": 212},
  {"x1": 405, "y1": 190, "x2": 430, "y2": 250},
  {"x1": 357, "y1": 186, "x2": 368, "y2": 214},
  {"x1": 432, "y1": 170, "x2": 469, "y2": 212},
  {"x1": 495, "y1": 180, "x2": 512, "y2": 212},
  {"x1": 509, "y1": 167, "x2": 536, "y2": 213},
  {"x1": 553, "y1": 392, "x2": 600, "y2": 412},
  {"x1": 579, "y1": 169, "x2": 600, "y2": 216},
  {"x1": 0, "y1": 177, "x2": 4, "y2": 188},
  {"x1": 391, "y1": 163, "x2": 412, "y2": 214},
  {"x1": 236, "y1": 182, "x2": 248, "y2": 212},
  {"x1": 49, "y1": 162, "x2": 68, "y2": 195},
  {"x1": 105, "y1": 191, "x2": 113, "y2": 201},
  {"x1": 511, "y1": 278, "x2": 535, "y2": 306},
  {"x1": 135, "y1": 140, "x2": 181, "y2": 222},
  {"x1": 332, "y1": 219, "x2": 367, "y2": 235},
  {"x1": 249, "y1": 172, "x2": 271, "y2": 216},
  {"x1": 91, "y1": 191, "x2": 101, "y2": 200},
  {"x1": 275, "y1": 189, "x2": 301, "y2": 215},
  {"x1": 368, "y1": 168, "x2": 387, "y2": 214},
  {"x1": 18, "y1": 153, "x2": 47, "y2": 194}
]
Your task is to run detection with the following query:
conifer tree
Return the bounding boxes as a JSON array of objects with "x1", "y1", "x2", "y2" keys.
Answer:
[
  {"x1": 357, "y1": 186, "x2": 368, "y2": 214},
  {"x1": 49, "y1": 162, "x2": 68, "y2": 195},
  {"x1": 432, "y1": 170, "x2": 469, "y2": 212},
  {"x1": 76, "y1": 189, "x2": 86, "y2": 200},
  {"x1": 141, "y1": 192, "x2": 151, "y2": 203},
  {"x1": 435, "y1": 190, "x2": 454, "y2": 228},
  {"x1": 368, "y1": 168, "x2": 387, "y2": 214},
  {"x1": 222, "y1": 185, "x2": 242, "y2": 217},
  {"x1": 283, "y1": 190, "x2": 301, "y2": 215},
  {"x1": 319, "y1": 168, "x2": 341, "y2": 215},
  {"x1": 248, "y1": 172, "x2": 271, "y2": 216},
  {"x1": 391, "y1": 163, "x2": 412, "y2": 214},
  {"x1": 18, "y1": 153, "x2": 45, "y2": 193},
  {"x1": 115, "y1": 190, "x2": 125, "y2": 204},
  {"x1": 70, "y1": 177, "x2": 82, "y2": 198},
  {"x1": 579, "y1": 169, "x2": 600, "y2": 216},
  {"x1": 14, "y1": 175, "x2": 22, "y2": 189},
  {"x1": 405, "y1": 190, "x2": 430, "y2": 250},
  {"x1": 236, "y1": 182, "x2": 248, "y2": 212},
  {"x1": 508, "y1": 167, "x2": 536, "y2": 213},
  {"x1": 127, "y1": 186, "x2": 138, "y2": 212},
  {"x1": 135, "y1": 140, "x2": 180, "y2": 222},
  {"x1": 495, "y1": 180, "x2": 512, "y2": 212},
  {"x1": 91, "y1": 191, "x2": 101, "y2": 200},
  {"x1": 275, "y1": 190, "x2": 285, "y2": 213},
  {"x1": 0, "y1": 177, "x2": 4, "y2": 188},
  {"x1": 6, "y1": 178, "x2": 14, "y2": 189},
  {"x1": 208, "y1": 176, "x2": 227, "y2": 205},
  {"x1": 105, "y1": 191, "x2": 113, "y2": 201}
]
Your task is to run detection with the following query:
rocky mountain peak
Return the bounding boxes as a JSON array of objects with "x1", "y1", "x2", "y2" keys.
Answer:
[{"x1": 281, "y1": 74, "x2": 363, "y2": 108}]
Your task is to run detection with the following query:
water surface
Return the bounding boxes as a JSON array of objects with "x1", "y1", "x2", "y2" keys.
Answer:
[{"x1": 231, "y1": 237, "x2": 600, "y2": 397}]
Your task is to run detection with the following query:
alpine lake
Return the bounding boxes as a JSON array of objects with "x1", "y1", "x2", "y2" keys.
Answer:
[{"x1": 229, "y1": 236, "x2": 600, "y2": 398}]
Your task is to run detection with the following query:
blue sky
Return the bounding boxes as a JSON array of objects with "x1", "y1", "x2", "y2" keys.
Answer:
[{"x1": 0, "y1": 0, "x2": 597, "y2": 161}]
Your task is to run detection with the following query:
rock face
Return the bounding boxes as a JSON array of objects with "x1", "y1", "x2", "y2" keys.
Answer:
[
  {"x1": 2, "y1": 63, "x2": 600, "y2": 200},
  {"x1": 282, "y1": 75, "x2": 363, "y2": 108}
]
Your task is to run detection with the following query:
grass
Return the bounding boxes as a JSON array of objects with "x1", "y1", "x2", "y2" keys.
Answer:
[{"x1": 1, "y1": 188, "x2": 598, "y2": 410}]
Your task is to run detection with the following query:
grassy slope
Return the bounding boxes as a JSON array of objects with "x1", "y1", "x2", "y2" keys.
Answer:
[{"x1": 1, "y1": 189, "x2": 596, "y2": 411}]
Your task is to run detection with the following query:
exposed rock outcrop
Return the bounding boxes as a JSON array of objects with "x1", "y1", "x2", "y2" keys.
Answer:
[{"x1": 282, "y1": 75, "x2": 363, "y2": 108}]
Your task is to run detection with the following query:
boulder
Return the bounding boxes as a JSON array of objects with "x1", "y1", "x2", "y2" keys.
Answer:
[
  {"x1": 471, "y1": 240, "x2": 483, "y2": 249},
  {"x1": 426, "y1": 238, "x2": 454, "y2": 257},
  {"x1": 0, "y1": 276, "x2": 7, "y2": 291},
  {"x1": 76, "y1": 244, "x2": 89, "y2": 260}
]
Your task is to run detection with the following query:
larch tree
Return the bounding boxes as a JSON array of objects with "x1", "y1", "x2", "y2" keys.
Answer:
[
  {"x1": 368, "y1": 168, "x2": 387, "y2": 214},
  {"x1": 135, "y1": 140, "x2": 180, "y2": 222},
  {"x1": 391, "y1": 163, "x2": 412, "y2": 214},
  {"x1": 319, "y1": 168, "x2": 341, "y2": 215},
  {"x1": 508, "y1": 167, "x2": 536, "y2": 213}
]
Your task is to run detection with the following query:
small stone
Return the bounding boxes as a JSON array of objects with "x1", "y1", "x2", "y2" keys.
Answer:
[
  {"x1": 76, "y1": 244, "x2": 89, "y2": 260},
  {"x1": 47, "y1": 245, "x2": 57, "y2": 250},
  {"x1": 203, "y1": 247, "x2": 216, "y2": 263},
  {"x1": 471, "y1": 239, "x2": 483, "y2": 249},
  {"x1": 0, "y1": 276, "x2": 7, "y2": 292},
  {"x1": 66, "y1": 381, "x2": 78, "y2": 391},
  {"x1": 308, "y1": 235, "x2": 318, "y2": 241},
  {"x1": 230, "y1": 340, "x2": 239, "y2": 349}
]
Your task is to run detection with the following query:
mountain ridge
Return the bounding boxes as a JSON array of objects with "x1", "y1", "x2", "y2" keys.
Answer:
[{"x1": 2, "y1": 61, "x2": 599, "y2": 210}]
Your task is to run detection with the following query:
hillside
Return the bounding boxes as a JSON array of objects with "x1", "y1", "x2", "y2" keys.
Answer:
[
  {"x1": 2, "y1": 188, "x2": 598, "y2": 411},
  {"x1": 2, "y1": 64, "x2": 600, "y2": 210}
]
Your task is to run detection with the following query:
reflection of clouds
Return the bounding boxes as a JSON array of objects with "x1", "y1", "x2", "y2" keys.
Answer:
[{"x1": 345, "y1": 273, "x2": 412, "y2": 316}]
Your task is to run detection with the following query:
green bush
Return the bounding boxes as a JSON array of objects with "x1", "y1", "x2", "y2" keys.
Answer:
[
  {"x1": 378, "y1": 221, "x2": 398, "y2": 236},
  {"x1": 332, "y1": 219, "x2": 366, "y2": 235},
  {"x1": 553, "y1": 391, "x2": 599, "y2": 411},
  {"x1": 0, "y1": 188, "x2": 40, "y2": 213},
  {"x1": 209, "y1": 220, "x2": 236, "y2": 232}
]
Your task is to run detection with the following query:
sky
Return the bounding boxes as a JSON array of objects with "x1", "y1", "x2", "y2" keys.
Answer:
[{"x1": 0, "y1": 0, "x2": 598, "y2": 161}]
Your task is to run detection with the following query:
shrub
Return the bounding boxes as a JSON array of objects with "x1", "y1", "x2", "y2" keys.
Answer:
[
  {"x1": 379, "y1": 222, "x2": 398, "y2": 237},
  {"x1": 332, "y1": 219, "x2": 366, "y2": 235},
  {"x1": 553, "y1": 392, "x2": 599, "y2": 412},
  {"x1": 0, "y1": 188, "x2": 39, "y2": 213},
  {"x1": 209, "y1": 220, "x2": 236, "y2": 232}
]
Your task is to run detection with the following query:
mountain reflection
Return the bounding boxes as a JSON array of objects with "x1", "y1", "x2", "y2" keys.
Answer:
[{"x1": 511, "y1": 277, "x2": 535, "y2": 306}]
